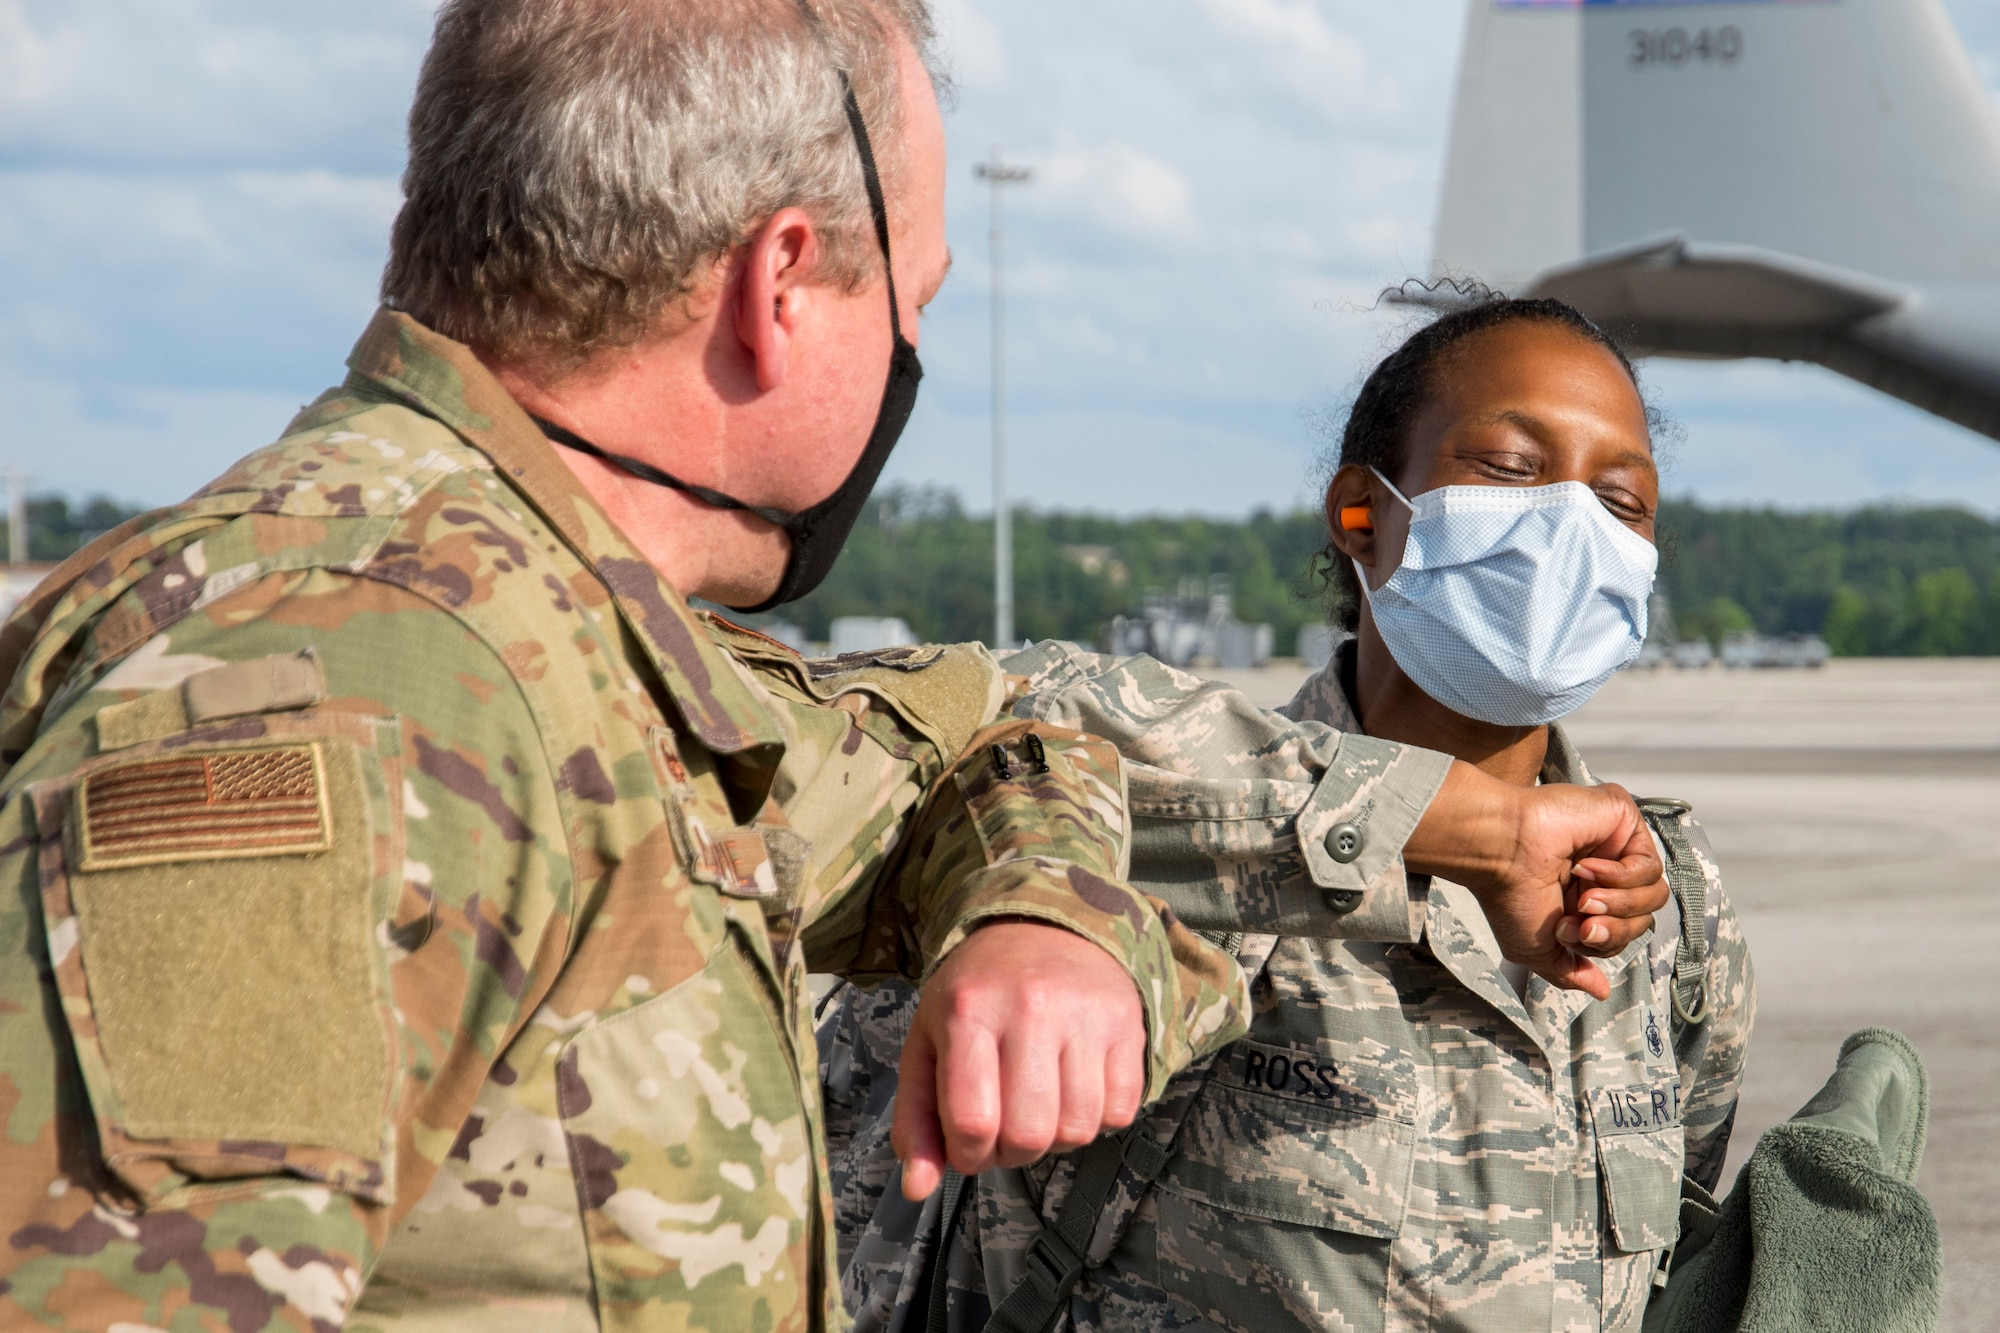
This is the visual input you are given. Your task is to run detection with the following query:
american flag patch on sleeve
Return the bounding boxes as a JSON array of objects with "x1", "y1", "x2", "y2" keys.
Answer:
[{"x1": 77, "y1": 744, "x2": 333, "y2": 871}]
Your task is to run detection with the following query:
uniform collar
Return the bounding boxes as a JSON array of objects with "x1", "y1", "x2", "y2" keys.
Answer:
[
  {"x1": 1293, "y1": 638, "x2": 1594, "y2": 788},
  {"x1": 1539, "y1": 720, "x2": 1593, "y2": 785},
  {"x1": 343, "y1": 308, "x2": 785, "y2": 795},
  {"x1": 1278, "y1": 636, "x2": 1363, "y2": 731}
]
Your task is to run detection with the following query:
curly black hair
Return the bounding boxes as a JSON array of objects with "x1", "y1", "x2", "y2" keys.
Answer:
[{"x1": 1311, "y1": 283, "x2": 1658, "y2": 631}]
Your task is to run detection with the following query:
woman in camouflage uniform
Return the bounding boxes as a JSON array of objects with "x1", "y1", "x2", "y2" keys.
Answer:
[{"x1": 823, "y1": 295, "x2": 1753, "y2": 1333}]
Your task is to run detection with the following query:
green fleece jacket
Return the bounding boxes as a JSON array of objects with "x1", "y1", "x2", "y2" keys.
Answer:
[{"x1": 1647, "y1": 1028, "x2": 1941, "y2": 1333}]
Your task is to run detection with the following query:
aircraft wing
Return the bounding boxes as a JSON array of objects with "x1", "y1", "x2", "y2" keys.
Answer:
[{"x1": 1528, "y1": 236, "x2": 2000, "y2": 441}]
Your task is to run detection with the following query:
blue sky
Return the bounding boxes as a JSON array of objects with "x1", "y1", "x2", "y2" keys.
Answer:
[{"x1": 3, "y1": 0, "x2": 1998, "y2": 516}]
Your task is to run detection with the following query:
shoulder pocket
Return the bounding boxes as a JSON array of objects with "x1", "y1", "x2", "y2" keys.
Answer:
[
  {"x1": 1589, "y1": 1082, "x2": 1686, "y2": 1252},
  {"x1": 31, "y1": 711, "x2": 405, "y2": 1206}
]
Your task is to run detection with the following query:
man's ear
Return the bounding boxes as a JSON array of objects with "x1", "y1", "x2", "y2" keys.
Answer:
[{"x1": 735, "y1": 207, "x2": 820, "y2": 394}]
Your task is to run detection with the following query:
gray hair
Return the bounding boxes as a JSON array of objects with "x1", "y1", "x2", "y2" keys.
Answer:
[{"x1": 382, "y1": 0, "x2": 937, "y2": 365}]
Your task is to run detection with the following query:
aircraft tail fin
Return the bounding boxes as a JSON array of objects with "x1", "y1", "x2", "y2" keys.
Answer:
[{"x1": 1433, "y1": 0, "x2": 2000, "y2": 292}]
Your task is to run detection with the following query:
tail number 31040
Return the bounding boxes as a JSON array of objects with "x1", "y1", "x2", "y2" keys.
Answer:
[{"x1": 1629, "y1": 26, "x2": 1743, "y2": 67}]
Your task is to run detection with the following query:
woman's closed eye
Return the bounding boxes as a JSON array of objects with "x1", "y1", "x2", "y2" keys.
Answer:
[
  {"x1": 1595, "y1": 485, "x2": 1649, "y2": 524},
  {"x1": 1458, "y1": 448, "x2": 1540, "y2": 481}
]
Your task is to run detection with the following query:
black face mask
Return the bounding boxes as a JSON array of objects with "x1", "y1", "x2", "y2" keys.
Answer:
[{"x1": 534, "y1": 76, "x2": 923, "y2": 613}]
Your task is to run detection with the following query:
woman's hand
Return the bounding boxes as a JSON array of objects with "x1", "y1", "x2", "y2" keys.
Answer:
[{"x1": 1406, "y1": 761, "x2": 1669, "y2": 1000}]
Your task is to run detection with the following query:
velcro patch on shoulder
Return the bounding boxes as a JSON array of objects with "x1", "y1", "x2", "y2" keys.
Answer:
[
  {"x1": 94, "y1": 649, "x2": 329, "y2": 752},
  {"x1": 805, "y1": 645, "x2": 948, "y2": 677},
  {"x1": 183, "y1": 648, "x2": 327, "y2": 725},
  {"x1": 806, "y1": 644, "x2": 1005, "y2": 757},
  {"x1": 78, "y1": 743, "x2": 333, "y2": 871},
  {"x1": 699, "y1": 610, "x2": 804, "y2": 660}
]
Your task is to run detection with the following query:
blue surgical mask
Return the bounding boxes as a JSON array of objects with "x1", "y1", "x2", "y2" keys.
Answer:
[{"x1": 1357, "y1": 469, "x2": 1658, "y2": 726}]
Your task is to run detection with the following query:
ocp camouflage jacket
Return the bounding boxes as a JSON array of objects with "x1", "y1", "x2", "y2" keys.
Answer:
[
  {"x1": 0, "y1": 311, "x2": 1265, "y2": 1332},
  {"x1": 825, "y1": 642, "x2": 1756, "y2": 1333}
]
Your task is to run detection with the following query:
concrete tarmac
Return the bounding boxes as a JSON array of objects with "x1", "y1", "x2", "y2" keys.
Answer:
[
  {"x1": 1572, "y1": 661, "x2": 1999, "y2": 1332},
  {"x1": 1207, "y1": 657, "x2": 1998, "y2": 1328}
]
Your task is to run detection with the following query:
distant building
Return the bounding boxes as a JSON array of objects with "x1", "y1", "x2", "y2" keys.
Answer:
[
  {"x1": 829, "y1": 616, "x2": 916, "y2": 657},
  {"x1": 1720, "y1": 631, "x2": 1830, "y2": 670},
  {"x1": 1103, "y1": 577, "x2": 1273, "y2": 670},
  {"x1": 1670, "y1": 640, "x2": 1715, "y2": 670},
  {"x1": 758, "y1": 619, "x2": 812, "y2": 656},
  {"x1": 1633, "y1": 593, "x2": 1828, "y2": 671},
  {"x1": 1060, "y1": 544, "x2": 1129, "y2": 586},
  {"x1": 1297, "y1": 624, "x2": 1345, "y2": 672}
]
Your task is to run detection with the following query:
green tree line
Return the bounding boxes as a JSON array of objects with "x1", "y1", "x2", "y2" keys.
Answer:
[
  {"x1": 776, "y1": 486, "x2": 1333, "y2": 650},
  {"x1": 785, "y1": 489, "x2": 2000, "y2": 657},
  {"x1": 24, "y1": 488, "x2": 2000, "y2": 656},
  {"x1": 1, "y1": 495, "x2": 151, "y2": 564},
  {"x1": 1655, "y1": 500, "x2": 2000, "y2": 656}
]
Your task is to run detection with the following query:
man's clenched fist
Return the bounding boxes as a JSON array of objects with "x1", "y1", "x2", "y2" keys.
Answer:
[{"x1": 893, "y1": 921, "x2": 1146, "y2": 1201}]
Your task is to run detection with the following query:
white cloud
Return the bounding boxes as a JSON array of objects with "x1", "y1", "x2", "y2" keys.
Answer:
[
  {"x1": 1200, "y1": 0, "x2": 1363, "y2": 61},
  {"x1": 0, "y1": 0, "x2": 433, "y2": 172},
  {"x1": 2, "y1": 365, "x2": 313, "y2": 505},
  {"x1": 1645, "y1": 359, "x2": 2000, "y2": 515},
  {"x1": 933, "y1": 0, "x2": 1009, "y2": 91},
  {"x1": 0, "y1": 0, "x2": 60, "y2": 103},
  {"x1": 0, "y1": 168, "x2": 396, "y2": 389},
  {"x1": 1032, "y1": 141, "x2": 1201, "y2": 242},
  {"x1": 887, "y1": 397, "x2": 1327, "y2": 517},
  {"x1": 1193, "y1": 0, "x2": 1374, "y2": 122}
]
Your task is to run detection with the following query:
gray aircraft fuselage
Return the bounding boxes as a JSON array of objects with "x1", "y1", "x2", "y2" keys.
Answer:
[{"x1": 1433, "y1": 0, "x2": 2000, "y2": 441}]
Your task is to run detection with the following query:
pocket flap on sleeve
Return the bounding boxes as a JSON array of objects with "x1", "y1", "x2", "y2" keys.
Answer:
[
  {"x1": 1159, "y1": 1040, "x2": 1418, "y2": 1239},
  {"x1": 33, "y1": 717, "x2": 403, "y2": 1205}
]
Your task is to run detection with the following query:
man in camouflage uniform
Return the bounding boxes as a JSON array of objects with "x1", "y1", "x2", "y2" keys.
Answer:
[
  {"x1": 824, "y1": 648, "x2": 1753, "y2": 1333},
  {"x1": 0, "y1": 2, "x2": 1669, "y2": 1330}
]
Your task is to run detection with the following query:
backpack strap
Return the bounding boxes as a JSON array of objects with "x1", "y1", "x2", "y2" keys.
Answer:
[
  {"x1": 982, "y1": 1122, "x2": 1168, "y2": 1333},
  {"x1": 1637, "y1": 797, "x2": 1710, "y2": 1037},
  {"x1": 975, "y1": 932, "x2": 1281, "y2": 1333},
  {"x1": 916, "y1": 1166, "x2": 976, "y2": 1333},
  {"x1": 1634, "y1": 797, "x2": 1735, "y2": 1301}
]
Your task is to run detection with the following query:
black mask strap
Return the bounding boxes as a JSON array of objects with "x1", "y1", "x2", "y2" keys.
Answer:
[
  {"x1": 530, "y1": 415, "x2": 798, "y2": 529},
  {"x1": 839, "y1": 73, "x2": 904, "y2": 345}
]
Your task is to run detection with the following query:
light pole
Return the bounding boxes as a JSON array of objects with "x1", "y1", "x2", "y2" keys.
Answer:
[{"x1": 975, "y1": 150, "x2": 1031, "y2": 649}]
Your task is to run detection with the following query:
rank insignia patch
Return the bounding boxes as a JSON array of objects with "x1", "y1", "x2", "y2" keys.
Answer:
[{"x1": 77, "y1": 743, "x2": 333, "y2": 870}]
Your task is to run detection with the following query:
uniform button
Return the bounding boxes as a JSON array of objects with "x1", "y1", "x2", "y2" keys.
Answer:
[
  {"x1": 1325, "y1": 822, "x2": 1364, "y2": 864},
  {"x1": 1324, "y1": 888, "x2": 1361, "y2": 915}
]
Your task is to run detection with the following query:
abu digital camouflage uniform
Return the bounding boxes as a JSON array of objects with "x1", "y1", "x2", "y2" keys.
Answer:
[
  {"x1": 825, "y1": 641, "x2": 1755, "y2": 1333},
  {"x1": 0, "y1": 309, "x2": 1280, "y2": 1333}
]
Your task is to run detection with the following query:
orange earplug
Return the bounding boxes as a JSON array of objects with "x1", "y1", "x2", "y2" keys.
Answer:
[{"x1": 1339, "y1": 505, "x2": 1374, "y2": 533}]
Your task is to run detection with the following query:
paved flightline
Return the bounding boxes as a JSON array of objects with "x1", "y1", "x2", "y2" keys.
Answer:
[{"x1": 1202, "y1": 657, "x2": 2000, "y2": 1330}]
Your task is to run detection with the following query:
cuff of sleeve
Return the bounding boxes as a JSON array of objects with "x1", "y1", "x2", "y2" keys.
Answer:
[
  {"x1": 920, "y1": 858, "x2": 1250, "y2": 1102},
  {"x1": 1296, "y1": 734, "x2": 1454, "y2": 945}
]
